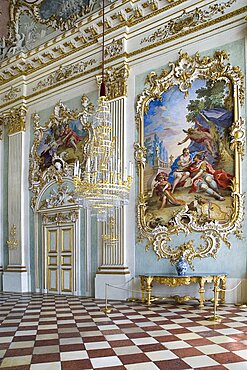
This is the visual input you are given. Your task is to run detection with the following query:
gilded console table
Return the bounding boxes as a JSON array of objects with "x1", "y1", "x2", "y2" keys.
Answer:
[{"x1": 140, "y1": 273, "x2": 227, "y2": 307}]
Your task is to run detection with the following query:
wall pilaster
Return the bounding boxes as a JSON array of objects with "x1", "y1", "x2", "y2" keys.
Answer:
[
  {"x1": 1, "y1": 105, "x2": 30, "y2": 292},
  {"x1": 95, "y1": 64, "x2": 132, "y2": 299}
]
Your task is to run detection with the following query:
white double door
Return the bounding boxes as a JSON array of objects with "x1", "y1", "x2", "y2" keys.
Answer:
[{"x1": 44, "y1": 223, "x2": 75, "y2": 295}]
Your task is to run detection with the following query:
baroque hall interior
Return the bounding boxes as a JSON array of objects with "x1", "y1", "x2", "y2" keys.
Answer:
[{"x1": 0, "y1": 0, "x2": 246, "y2": 369}]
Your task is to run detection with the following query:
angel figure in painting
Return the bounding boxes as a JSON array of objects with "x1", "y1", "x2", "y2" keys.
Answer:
[
  {"x1": 178, "y1": 119, "x2": 214, "y2": 155},
  {"x1": 154, "y1": 172, "x2": 186, "y2": 209}
]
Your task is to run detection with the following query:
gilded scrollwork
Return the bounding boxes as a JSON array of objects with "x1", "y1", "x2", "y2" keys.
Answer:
[
  {"x1": 3, "y1": 86, "x2": 21, "y2": 102},
  {"x1": 141, "y1": 0, "x2": 236, "y2": 44},
  {"x1": 6, "y1": 225, "x2": 19, "y2": 249},
  {"x1": 42, "y1": 210, "x2": 78, "y2": 225},
  {"x1": 29, "y1": 95, "x2": 94, "y2": 210},
  {"x1": 134, "y1": 143, "x2": 147, "y2": 169},
  {"x1": 39, "y1": 184, "x2": 76, "y2": 209},
  {"x1": 136, "y1": 50, "x2": 245, "y2": 264},
  {"x1": 104, "y1": 39, "x2": 123, "y2": 59},
  {"x1": 230, "y1": 117, "x2": 245, "y2": 159},
  {"x1": 32, "y1": 58, "x2": 96, "y2": 92}
]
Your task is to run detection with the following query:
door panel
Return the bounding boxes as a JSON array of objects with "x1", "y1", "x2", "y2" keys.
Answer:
[{"x1": 44, "y1": 223, "x2": 74, "y2": 294}]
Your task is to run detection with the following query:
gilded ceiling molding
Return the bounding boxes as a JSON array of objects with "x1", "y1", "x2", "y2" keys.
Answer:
[
  {"x1": 97, "y1": 63, "x2": 130, "y2": 100},
  {"x1": 141, "y1": 0, "x2": 236, "y2": 44},
  {"x1": 32, "y1": 58, "x2": 96, "y2": 92},
  {"x1": 0, "y1": 0, "x2": 243, "y2": 91},
  {"x1": 0, "y1": 104, "x2": 27, "y2": 135},
  {"x1": 136, "y1": 50, "x2": 245, "y2": 265},
  {"x1": 0, "y1": 0, "x2": 189, "y2": 73}
]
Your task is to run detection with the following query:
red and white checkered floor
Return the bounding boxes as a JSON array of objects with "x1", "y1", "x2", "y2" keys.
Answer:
[{"x1": 0, "y1": 292, "x2": 246, "y2": 369}]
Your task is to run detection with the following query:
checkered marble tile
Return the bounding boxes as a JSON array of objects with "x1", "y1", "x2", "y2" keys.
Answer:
[{"x1": 0, "y1": 293, "x2": 246, "y2": 369}]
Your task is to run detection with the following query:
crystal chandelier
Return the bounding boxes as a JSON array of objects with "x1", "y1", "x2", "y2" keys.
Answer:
[{"x1": 73, "y1": 0, "x2": 133, "y2": 221}]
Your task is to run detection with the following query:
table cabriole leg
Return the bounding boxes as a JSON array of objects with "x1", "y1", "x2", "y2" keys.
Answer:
[
  {"x1": 140, "y1": 277, "x2": 146, "y2": 303},
  {"x1": 146, "y1": 277, "x2": 153, "y2": 305},
  {"x1": 199, "y1": 278, "x2": 206, "y2": 308},
  {"x1": 221, "y1": 275, "x2": 227, "y2": 304}
]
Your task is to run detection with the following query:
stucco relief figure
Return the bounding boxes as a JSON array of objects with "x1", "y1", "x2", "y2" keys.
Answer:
[
  {"x1": 53, "y1": 157, "x2": 64, "y2": 171},
  {"x1": 0, "y1": 37, "x2": 6, "y2": 59},
  {"x1": 143, "y1": 79, "x2": 234, "y2": 226},
  {"x1": 7, "y1": 33, "x2": 25, "y2": 56}
]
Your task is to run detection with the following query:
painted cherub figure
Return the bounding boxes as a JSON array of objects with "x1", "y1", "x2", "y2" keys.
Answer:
[{"x1": 154, "y1": 172, "x2": 185, "y2": 209}]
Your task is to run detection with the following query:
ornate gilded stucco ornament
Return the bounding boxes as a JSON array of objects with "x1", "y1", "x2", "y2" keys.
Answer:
[
  {"x1": 3, "y1": 86, "x2": 21, "y2": 102},
  {"x1": 0, "y1": 104, "x2": 27, "y2": 135},
  {"x1": 135, "y1": 50, "x2": 245, "y2": 264},
  {"x1": 7, "y1": 225, "x2": 19, "y2": 249},
  {"x1": 39, "y1": 184, "x2": 77, "y2": 209},
  {"x1": 29, "y1": 95, "x2": 94, "y2": 210},
  {"x1": 104, "y1": 39, "x2": 124, "y2": 59},
  {"x1": 141, "y1": 0, "x2": 236, "y2": 44},
  {"x1": 32, "y1": 58, "x2": 96, "y2": 92},
  {"x1": 96, "y1": 63, "x2": 130, "y2": 101}
]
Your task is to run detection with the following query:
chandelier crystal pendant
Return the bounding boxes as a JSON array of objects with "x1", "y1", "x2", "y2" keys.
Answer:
[{"x1": 73, "y1": 0, "x2": 133, "y2": 221}]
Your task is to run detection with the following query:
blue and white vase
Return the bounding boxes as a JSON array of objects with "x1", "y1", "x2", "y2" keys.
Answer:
[{"x1": 175, "y1": 255, "x2": 188, "y2": 276}]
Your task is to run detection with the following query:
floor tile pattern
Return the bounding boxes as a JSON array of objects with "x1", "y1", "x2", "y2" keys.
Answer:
[{"x1": 0, "y1": 293, "x2": 246, "y2": 369}]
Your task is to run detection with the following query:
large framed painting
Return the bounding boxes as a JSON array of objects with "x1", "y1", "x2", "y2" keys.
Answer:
[
  {"x1": 135, "y1": 51, "x2": 245, "y2": 265},
  {"x1": 29, "y1": 95, "x2": 94, "y2": 210}
]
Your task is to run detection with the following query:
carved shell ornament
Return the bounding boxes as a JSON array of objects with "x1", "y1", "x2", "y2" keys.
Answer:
[{"x1": 135, "y1": 50, "x2": 245, "y2": 267}]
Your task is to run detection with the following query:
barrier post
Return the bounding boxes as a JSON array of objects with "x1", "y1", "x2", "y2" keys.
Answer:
[
  {"x1": 207, "y1": 284, "x2": 222, "y2": 323},
  {"x1": 101, "y1": 283, "x2": 113, "y2": 313}
]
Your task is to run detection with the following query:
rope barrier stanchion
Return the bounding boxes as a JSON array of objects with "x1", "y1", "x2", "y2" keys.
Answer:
[
  {"x1": 101, "y1": 283, "x2": 113, "y2": 314},
  {"x1": 207, "y1": 285, "x2": 222, "y2": 323},
  {"x1": 207, "y1": 281, "x2": 242, "y2": 323},
  {"x1": 234, "y1": 281, "x2": 246, "y2": 308},
  {"x1": 99, "y1": 280, "x2": 245, "y2": 317}
]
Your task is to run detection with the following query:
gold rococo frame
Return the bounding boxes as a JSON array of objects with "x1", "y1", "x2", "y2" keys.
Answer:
[{"x1": 135, "y1": 50, "x2": 245, "y2": 267}]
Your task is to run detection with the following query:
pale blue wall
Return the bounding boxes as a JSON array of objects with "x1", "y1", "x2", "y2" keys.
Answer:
[
  {"x1": 29, "y1": 92, "x2": 98, "y2": 294},
  {"x1": 135, "y1": 39, "x2": 247, "y2": 279}
]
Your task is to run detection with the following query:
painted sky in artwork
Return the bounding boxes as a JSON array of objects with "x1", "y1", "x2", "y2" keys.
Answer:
[{"x1": 144, "y1": 80, "x2": 205, "y2": 158}]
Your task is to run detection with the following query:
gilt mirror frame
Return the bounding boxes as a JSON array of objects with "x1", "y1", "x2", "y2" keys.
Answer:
[{"x1": 135, "y1": 50, "x2": 245, "y2": 267}]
